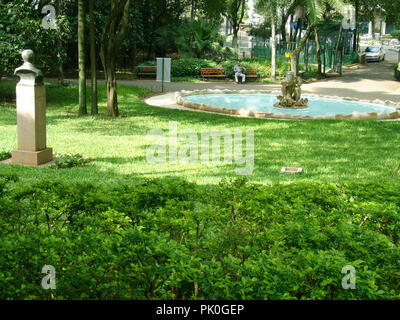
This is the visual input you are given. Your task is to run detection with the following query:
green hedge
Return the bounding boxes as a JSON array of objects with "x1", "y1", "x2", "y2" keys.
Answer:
[
  {"x1": 391, "y1": 30, "x2": 400, "y2": 40},
  {"x1": 135, "y1": 58, "x2": 290, "y2": 79},
  {"x1": 1, "y1": 174, "x2": 400, "y2": 299}
]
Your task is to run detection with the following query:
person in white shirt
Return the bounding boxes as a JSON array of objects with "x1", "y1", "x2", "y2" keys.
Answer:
[{"x1": 233, "y1": 61, "x2": 246, "y2": 84}]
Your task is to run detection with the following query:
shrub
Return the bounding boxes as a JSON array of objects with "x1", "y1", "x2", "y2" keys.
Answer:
[
  {"x1": 136, "y1": 59, "x2": 217, "y2": 78},
  {"x1": 171, "y1": 58, "x2": 217, "y2": 78},
  {"x1": 0, "y1": 80, "x2": 16, "y2": 102},
  {"x1": 2, "y1": 176, "x2": 400, "y2": 299},
  {"x1": 391, "y1": 30, "x2": 400, "y2": 40},
  {"x1": 50, "y1": 153, "x2": 90, "y2": 169},
  {"x1": 0, "y1": 151, "x2": 11, "y2": 161},
  {"x1": 136, "y1": 58, "x2": 293, "y2": 79}
]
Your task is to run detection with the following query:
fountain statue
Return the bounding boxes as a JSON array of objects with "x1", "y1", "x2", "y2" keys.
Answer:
[{"x1": 274, "y1": 71, "x2": 308, "y2": 109}]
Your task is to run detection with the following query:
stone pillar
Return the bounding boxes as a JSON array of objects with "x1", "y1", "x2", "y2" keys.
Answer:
[{"x1": 12, "y1": 50, "x2": 53, "y2": 166}]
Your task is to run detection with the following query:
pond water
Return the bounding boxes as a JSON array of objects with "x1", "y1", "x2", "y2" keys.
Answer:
[{"x1": 184, "y1": 94, "x2": 396, "y2": 117}]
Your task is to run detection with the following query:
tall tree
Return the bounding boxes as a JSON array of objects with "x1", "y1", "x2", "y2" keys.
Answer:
[
  {"x1": 55, "y1": 0, "x2": 64, "y2": 84},
  {"x1": 100, "y1": 0, "x2": 131, "y2": 117},
  {"x1": 357, "y1": 0, "x2": 385, "y2": 39},
  {"x1": 222, "y1": 0, "x2": 247, "y2": 49},
  {"x1": 78, "y1": 0, "x2": 87, "y2": 115},
  {"x1": 278, "y1": 0, "x2": 297, "y2": 43},
  {"x1": 89, "y1": 0, "x2": 98, "y2": 115},
  {"x1": 351, "y1": 0, "x2": 359, "y2": 52},
  {"x1": 290, "y1": 0, "x2": 345, "y2": 75},
  {"x1": 255, "y1": 0, "x2": 278, "y2": 78},
  {"x1": 314, "y1": 26, "x2": 322, "y2": 75}
]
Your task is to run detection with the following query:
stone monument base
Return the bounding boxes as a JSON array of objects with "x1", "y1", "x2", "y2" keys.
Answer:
[{"x1": 12, "y1": 148, "x2": 53, "y2": 166}]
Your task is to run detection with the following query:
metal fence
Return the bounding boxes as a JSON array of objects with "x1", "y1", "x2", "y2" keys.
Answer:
[{"x1": 252, "y1": 38, "x2": 358, "y2": 73}]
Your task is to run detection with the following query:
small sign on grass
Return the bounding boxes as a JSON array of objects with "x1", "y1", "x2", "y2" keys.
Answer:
[{"x1": 281, "y1": 167, "x2": 303, "y2": 174}]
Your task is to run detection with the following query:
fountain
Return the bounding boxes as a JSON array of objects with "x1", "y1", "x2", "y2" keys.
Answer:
[
  {"x1": 168, "y1": 71, "x2": 400, "y2": 120},
  {"x1": 274, "y1": 71, "x2": 308, "y2": 109}
]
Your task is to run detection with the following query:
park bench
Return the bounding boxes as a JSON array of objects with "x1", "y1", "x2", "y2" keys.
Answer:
[
  {"x1": 232, "y1": 68, "x2": 258, "y2": 82},
  {"x1": 137, "y1": 66, "x2": 157, "y2": 79},
  {"x1": 243, "y1": 68, "x2": 258, "y2": 81},
  {"x1": 200, "y1": 68, "x2": 226, "y2": 81}
]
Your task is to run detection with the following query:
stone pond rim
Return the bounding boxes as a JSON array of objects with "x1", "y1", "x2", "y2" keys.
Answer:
[{"x1": 174, "y1": 89, "x2": 400, "y2": 121}]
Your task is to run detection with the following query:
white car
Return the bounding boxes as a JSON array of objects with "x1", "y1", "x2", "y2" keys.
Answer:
[{"x1": 365, "y1": 46, "x2": 386, "y2": 62}]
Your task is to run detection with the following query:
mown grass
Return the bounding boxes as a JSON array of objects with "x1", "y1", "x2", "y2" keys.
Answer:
[{"x1": 1, "y1": 79, "x2": 400, "y2": 187}]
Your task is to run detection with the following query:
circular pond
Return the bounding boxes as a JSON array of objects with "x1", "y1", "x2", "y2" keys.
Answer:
[{"x1": 183, "y1": 93, "x2": 397, "y2": 117}]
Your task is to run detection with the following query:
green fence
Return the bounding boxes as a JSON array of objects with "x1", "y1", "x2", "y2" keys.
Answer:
[{"x1": 252, "y1": 39, "x2": 358, "y2": 74}]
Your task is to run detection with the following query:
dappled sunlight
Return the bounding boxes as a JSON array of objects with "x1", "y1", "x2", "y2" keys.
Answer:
[{"x1": 1, "y1": 81, "x2": 400, "y2": 186}]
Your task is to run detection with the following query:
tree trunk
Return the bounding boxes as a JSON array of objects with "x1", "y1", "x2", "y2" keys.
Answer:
[
  {"x1": 106, "y1": 68, "x2": 118, "y2": 117},
  {"x1": 232, "y1": 28, "x2": 239, "y2": 49},
  {"x1": 291, "y1": 24, "x2": 314, "y2": 76},
  {"x1": 289, "y1": 15, "x2": 294, "y2": 43},
  {"x1": 294, "y1": 18, "x2": 302, "y2": 43},
  {"x1": 280, "y1": 21, "x2": 287, "y2": 43},
  {"x1": 100, "y1": 0, "x2": 131, "y2": 117},
  {"x1": 56, "y1": 0, "x2": 64, "y2": 85},
  {"x1": 89, "y1": 0, "x2": 98, "y2": 115},
  {"x1": 191, "y1": 0, "x2": 197, "y2": 20},
  {"x1": 333, "y1": 24, "x2": 343, "y2": 71},
  {"x1": 271, "y1": 13, "x2": 277, "y2": 79},
  {"x1": 353, "y1": 0, "x2": 359, "y2": 52},
  {"x1": 371, "y1": 18, "x2": 376, "y2": 39},
  {"x1": 132, "y1": 42, "x2": 137, "y2": 68},
  {"x1": 315, "y1": 26, "x2": 322, "y2": 75},
  {"x1": 78, "y1": 0, "x2": 87, "y2": 115}
]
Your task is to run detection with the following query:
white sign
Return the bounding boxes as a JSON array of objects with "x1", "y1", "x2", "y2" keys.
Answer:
[{"x1": 156, "y1": 58, "x2": 171, "y2": 83}]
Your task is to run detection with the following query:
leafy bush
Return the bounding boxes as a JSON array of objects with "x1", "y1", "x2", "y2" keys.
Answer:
[
  {"x1": 136, "y1": 58, "x2": 291, "y2": 79},
  {"x1": 391, "y1": 30, "x2": 400, "y2": 40},
  {"x1": 0, "y1": 80, "x2": 16, "y2": 102},
  {"x1": 136, "y1": 59, "x2": 217, "y2": 78},
  {"x1": 0, "y1": 151, "x2": 11, "y2": 161},
  {"x1": 50, "y1": 153, "x2": 90, "y2": 169},
  {"x1": 171, "y1": 58, "x2": 217, "y2": 78},
  {"x1": 2, "y1": 175, "x2": 400, "y2": 299}
]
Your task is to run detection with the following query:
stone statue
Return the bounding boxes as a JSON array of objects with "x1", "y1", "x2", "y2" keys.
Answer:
[
  {"x1": 12, "y1": 49, "x2": 53, "y2": 166},
  {"x1": 14, "y1": 50, "x2": 44, "y2": 85},
  {"x1": 274, "y1": 72, "x2": 308, "y2": 109}
]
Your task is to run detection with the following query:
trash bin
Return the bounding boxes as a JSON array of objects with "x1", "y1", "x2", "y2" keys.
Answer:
[
  {"x1": 395, "y1": 65, "x2": 400, "y2": 81},
  {"x1": 286, "y1": 71, "x2": 294, "y2": 82},
  {"x1": 358, "y1": 53, "x2": 366, "y2": 65}
]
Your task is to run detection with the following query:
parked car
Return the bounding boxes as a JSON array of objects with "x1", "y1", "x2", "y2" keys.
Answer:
[{"x1": 365, "y1": 46, "x2": 386, "y2": 62}]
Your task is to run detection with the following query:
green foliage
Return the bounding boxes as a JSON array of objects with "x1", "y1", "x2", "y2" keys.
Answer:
[
  {"x1": 0, "y1": 1, "x2": 74, "y2": 77},
  {"x1": 0, "y1": 80, "x2": 16, "y2": 102},
  {"x1": 50, "y1": 153, "x2": 90, "y2": 169},
  {"x1": 219, "y1": 58, "x2": 290, "y2": 78},
  {"x1": 249, "y1": 22, "x2": 272, "y2": 42},
  {"x1": 1, "y1": 175, "x2": 400, "y2": 299},
  {"x1": 171, "y1": 58, "x2": 217, "y2": 77},
  {"x1": 0, "y1": 151, "x2": 11, "y2": 161},
  {"x1": 136, "y1": 58, "x2": 291, "y2": 79}
]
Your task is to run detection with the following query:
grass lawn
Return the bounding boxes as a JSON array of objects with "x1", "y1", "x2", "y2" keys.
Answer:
[
  {"x1": 1, "y1": 79, "x2": 400, "y2": 187},
  {"x1": 2, "y1": 79, "x2": 400, "y2": 300}
]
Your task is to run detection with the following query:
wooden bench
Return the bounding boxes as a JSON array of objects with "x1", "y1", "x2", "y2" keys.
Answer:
[
  {"x1": 233, "y1": 68, "x2": 258, "y2": 82},
  {"x1": 200, "y1": 68, "x2": 226, "y2": 81},
  {"x1": 137, "y1": 66, "x2": 157, "y2": 79},
  {"x1": 244, "y1": 68, "x2": 258, "y2": 81}
]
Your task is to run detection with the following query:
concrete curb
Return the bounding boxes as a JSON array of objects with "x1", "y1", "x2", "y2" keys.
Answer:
[{"x1": 175, "y1": 89, "x2": 400, "y2": 121}]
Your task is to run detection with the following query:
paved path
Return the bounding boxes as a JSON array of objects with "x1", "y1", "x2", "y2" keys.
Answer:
[{"x1": 302, "y1": 61, "x2": 400, "y2": 102}]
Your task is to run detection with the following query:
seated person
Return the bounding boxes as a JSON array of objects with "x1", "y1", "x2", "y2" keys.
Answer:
[{"x1": 233, "y1": 61, "x2": 246, "y2": 84}]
